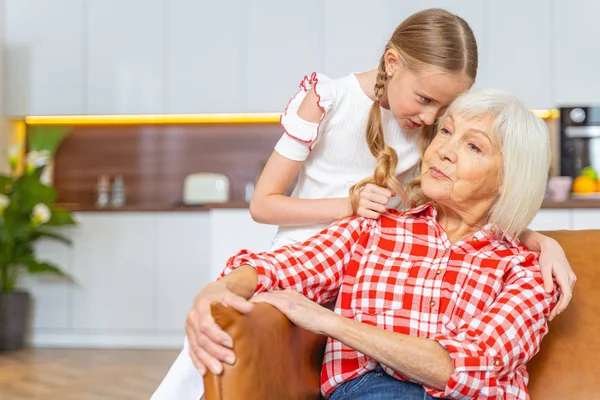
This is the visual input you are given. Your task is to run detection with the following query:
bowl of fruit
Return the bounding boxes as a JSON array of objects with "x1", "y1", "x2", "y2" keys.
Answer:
[{"x1": 572, "y1": 166, "x2": 600, "y2": 198}]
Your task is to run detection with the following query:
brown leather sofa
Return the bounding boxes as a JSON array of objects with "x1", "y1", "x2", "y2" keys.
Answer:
[{"x1": 203, "y1": 230, "x2": 600, "y2": 399}]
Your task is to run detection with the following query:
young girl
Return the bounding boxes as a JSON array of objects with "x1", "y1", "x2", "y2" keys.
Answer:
[{"x1": 151, "y1": 8, "x2": 575, "y2": 400}]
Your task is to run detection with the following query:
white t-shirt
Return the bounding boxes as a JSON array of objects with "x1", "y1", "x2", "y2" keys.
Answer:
[{"x1": 271, "y1": 72, "x2": 421, "y2": 248}]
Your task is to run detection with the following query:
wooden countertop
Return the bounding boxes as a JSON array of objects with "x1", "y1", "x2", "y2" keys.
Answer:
[
  {"x1": 541, "y1": 198, "x2": 600, "y2": 209},
  {"x1": 57, "y1": 202, "x2": 250, "y2": 212},
  {"x1": 58, "y1": 199, "x2": 600, "y2": 212}
]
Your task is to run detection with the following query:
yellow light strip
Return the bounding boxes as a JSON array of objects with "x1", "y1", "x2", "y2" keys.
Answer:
[
  {"x1": 23, "y1": 112, "x2": 282, "y2": 126},
  {"x1": 9, "y1": 120, "x2": 26, "y2": 176},
  {"x1": 532, "y1": 109, "x2": 560, "y2": 120},
  {"x1": 20, "y1": 109, "x2": 560, "y2": 126}
]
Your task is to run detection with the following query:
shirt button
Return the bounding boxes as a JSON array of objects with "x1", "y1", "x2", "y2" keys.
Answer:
[
  {"x1": 436, "y1": 269, "x2": 443, "y2": 275},
  {"x1": 444, "y1": 248, "x2": 449, "y2": 254},
  {"x1": 429, "y1": 300, "x2": 436, "y2": 307},
  {"x1": 494, "y1": 359, "x2": 501, "y2": 367},
  {"x1": 471, "y1": 237, "x2": 479, "y2": 243}
]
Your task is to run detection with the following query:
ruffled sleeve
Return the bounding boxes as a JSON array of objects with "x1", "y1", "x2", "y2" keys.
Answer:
[{"x1": 274, "y1": 72, "x2": 334, "y2": 161}]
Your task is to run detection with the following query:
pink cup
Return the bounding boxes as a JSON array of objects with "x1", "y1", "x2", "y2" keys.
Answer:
[{"x1": 547, "y1": 176, "x2": 573, "y2": 202}]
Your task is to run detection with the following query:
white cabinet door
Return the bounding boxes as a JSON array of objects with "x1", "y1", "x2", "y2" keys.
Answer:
[
  {"x1": 208, "y1": 209, "x2": 278, "y2": 281},
  {"x1": 155, "y1": 213, "x2": 212, "y2": 333},
  {"x1": 167, "y1": 0, "x2": 244, "y2": 113},
  {"x1": 4, "y1": 0, "x2": 84, "y2": 116},
  {"x1": 86, "y1": 0, "x2": 164, "y2": 114},
  {"x1": 572, "y1": 210, "x2": 600, "y2": 230},
  {"x1": 323, "y1": 0, "x2": 396, "y2": 78},
  {"x1": 244, "y1": 0, "x2": 324, "y2": 112},
  {"x1": 19, "y1": 227, "x2": 77, "y2": 330},
  {"x1": 70, "y1": 213, "x2": 156, "y2": 331},
  {"x1": 487, "y1": 1, "x2": 553, "y2": 109},
  {"x1": 529, "y1": 210, "x2": 572, "y2": 231},
  {"x1": 554, "y1": 1, "x2": 600, "y2": 105}
]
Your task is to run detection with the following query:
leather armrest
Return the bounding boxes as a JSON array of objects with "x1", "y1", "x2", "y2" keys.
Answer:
[{"x1": 203, "y1": 302, "x2": 327, "y2": 400}]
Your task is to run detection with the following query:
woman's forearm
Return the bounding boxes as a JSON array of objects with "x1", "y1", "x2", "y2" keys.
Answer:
[
  {"x1": 250, "y1": 195, "x2": 353, "y2": 226},
  {"x1": 519, "y1": 228, "x2": 547, "y2": 252},
  {"x1": 324, "y1": 314, "x2": 453, "y2": 390}
]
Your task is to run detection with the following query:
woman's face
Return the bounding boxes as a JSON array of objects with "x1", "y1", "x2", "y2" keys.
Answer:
[
  {"x1": 420, "y1": 113, "x2": 503, "y2": 213},
  {"x1": 385, "y1": 59, "x2": 472, "y2": 131}
]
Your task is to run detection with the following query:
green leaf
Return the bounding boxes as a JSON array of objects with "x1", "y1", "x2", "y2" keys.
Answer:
[
  {"x1": 31, "y1": 230, "x2": 72, "y2": 245},
  {"x1": 12, "y1": 223, "x2": 34, "y2": 242},
  {"x1": 45, "y1": 208, "x2": 76, "y2": 226},
  {"x1": 0, "y1": 175, "x2": 12, "y2": 195},
  {"x1": 25, "y1": 261, "x2": 71, "y2": 280},
  {"x1": 0, "y1": 261, "x2": 23, "y2": 292},
  {"x1": 13, "y1": 175, "x2": 57, "y2": 209},
  {"x1": 27, "y1": 126, "x2": 72, "y2": 155}
]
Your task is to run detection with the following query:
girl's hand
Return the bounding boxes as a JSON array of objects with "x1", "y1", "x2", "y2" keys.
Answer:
[
  {"x1": 251, "y1": 289, "x2": 332, "y2": 335},
  {"x1": 539, "y1": 238, "x2": 577, "y2": 321},
  {"x1": 185, "y1": 281, "x2": 254, "y2": 375},
  {"x1": 354, "y1": 183, "x2": 394, "y2": 219}
]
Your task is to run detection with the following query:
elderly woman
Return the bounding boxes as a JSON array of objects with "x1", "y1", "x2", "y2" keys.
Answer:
[{"x1": 186, "y1": 90, "x2": 556, "y2": 399}]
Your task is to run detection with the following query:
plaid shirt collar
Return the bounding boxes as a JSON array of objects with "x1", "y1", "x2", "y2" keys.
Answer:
[{"x1": 405, "y1": 202, "x2": 523, "y2": 249}]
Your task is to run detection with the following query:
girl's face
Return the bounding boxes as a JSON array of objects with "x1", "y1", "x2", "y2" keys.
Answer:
[{"x1": 384, "y1": 53, "x2": 473, "y2": 131}]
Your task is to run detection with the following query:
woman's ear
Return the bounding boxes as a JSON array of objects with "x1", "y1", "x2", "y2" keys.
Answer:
[{"x1": 497, "y1": 180, "x2": 504, "y2": 196}]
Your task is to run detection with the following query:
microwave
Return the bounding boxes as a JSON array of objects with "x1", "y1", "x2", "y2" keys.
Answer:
[{"x1": 559, "y1": 106, "x2": 600, "y2": 178}]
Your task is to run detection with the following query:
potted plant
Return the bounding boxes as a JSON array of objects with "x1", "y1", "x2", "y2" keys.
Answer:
[{"x1": 0, "y1": 144, "x2": 76, "y2": 351}]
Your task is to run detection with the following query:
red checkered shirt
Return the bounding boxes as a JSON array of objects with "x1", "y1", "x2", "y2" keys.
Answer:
[{"x1": 222, "y1": 203, "x2": 556, "y2": 399}]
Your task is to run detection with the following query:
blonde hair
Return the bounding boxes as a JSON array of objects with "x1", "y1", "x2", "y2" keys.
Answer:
[
  {"x1": 410, "y1": 89, "x2": 552, "y2": 238},
  {"x1": 350, "y1": 8, "x2": 478, "y2": 210}
]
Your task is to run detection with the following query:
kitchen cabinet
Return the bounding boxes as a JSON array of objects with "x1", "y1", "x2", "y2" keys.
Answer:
[
  {"x1": 86, "y1": 0, "x2": 164, "y2": 114},
  {"x1": 572, "y1": 209, "x2": 600, "y2": 230},
  {"x1": 22, "y1": 205, "x2": 600, "y2": 348},
  {"x1": 487, "y1": 1, "x2": 553, "y2": 109},
  {"x1": 166, "y1": 0, "x2": 244, "y2": 113},
  {"x1": 7, "y1": 1, "x2": 600, "y2": 114},
  {"x1": 3, "y1": 0, "x2": 84, "y2": 116},
  {"x1": 70, "y1": 213, "x2": 156, "y2": 331},
  {"x1": 155, "y1": 213, "x2": 212, "y2": 332},
  {"x1": 323, "y1": 0, "x2": 396, "y2": 78},
  {"x1": 25, "y1": 210, "x2": 275, "y2": 348},
  {"x1": 208, "y1": 209, "x2": 278, "y2": 281},
  {"x1": 554, "y1": 0, "x2": 600, "y2": 105},
  {"x1": 19, "y1": 227, "x2": 77, "y2": 330},
  {"x1": 243, "y1": 0, "x2": 324, "y2": 112},
  {"x1": 529, "y1": 209, "x2": 572, "y2": 231}
]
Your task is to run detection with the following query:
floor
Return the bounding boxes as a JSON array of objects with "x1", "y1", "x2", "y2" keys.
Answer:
[{"x1": 0, "y1": 348, "x2": 181, "y2": 400}]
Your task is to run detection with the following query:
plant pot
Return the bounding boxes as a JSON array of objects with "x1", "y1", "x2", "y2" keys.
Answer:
[{"x1": 0, "y1": 291, "x2": 31, "y2": 351}]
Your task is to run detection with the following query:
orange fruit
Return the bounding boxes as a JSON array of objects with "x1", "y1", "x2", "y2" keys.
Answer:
[
  {"x1": 573, "y1": 176, "x2": 597, "y2": 193},
  {"x1": 597, "y1": 180, "x2": 600, "y2": 192}
]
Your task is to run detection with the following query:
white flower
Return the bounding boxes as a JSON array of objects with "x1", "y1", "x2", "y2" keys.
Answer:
[
  {"x1": 25, "y1": 150, "x2": 51, "y2": 174},
  {"x1": 0, "y1": 194, "x2": 9, "y2": 214},
  {"x1": 31, "y1": 203, "x2": 51, "y2": 226}
]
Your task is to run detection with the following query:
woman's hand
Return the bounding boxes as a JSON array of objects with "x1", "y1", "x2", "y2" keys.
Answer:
[
  {"x1": 251, "y1": 289, "x2": 334, "y2": 335},
  {"x1": 185, "y1": 281, "x2": 254, "y2": 375},
  {"x1": 354, "y1": 183, "x2": 394, "y2": 219},
  {"x1": 539, "y1": 237, "x2": 577, "y2": 321}
]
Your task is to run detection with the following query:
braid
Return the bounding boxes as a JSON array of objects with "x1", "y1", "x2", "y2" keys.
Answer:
[
  {"x1": 349, "y1": 7, "x2": 478, "y2": 214},
  {"x1": 350, "y1": 53, "x2": 406, "y2": 213}
]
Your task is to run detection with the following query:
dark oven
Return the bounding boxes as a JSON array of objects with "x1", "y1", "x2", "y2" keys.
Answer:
[{"x1": 560, "y1": 106, "x2": 600, "y2": 178}]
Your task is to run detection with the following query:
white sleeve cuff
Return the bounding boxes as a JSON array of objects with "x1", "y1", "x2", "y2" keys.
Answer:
[{"x1": 274, "y1": 133, "x2": 311, "y2": 161}]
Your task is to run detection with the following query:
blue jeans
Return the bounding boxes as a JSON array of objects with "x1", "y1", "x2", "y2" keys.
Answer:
[{"x1": 329, "y1": 366, "x2": 442, "y2": 400}]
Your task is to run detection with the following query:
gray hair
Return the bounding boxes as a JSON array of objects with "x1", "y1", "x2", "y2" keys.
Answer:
[{"x1": 436, "y1": 89, "x2": 551, "y2": 238}]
